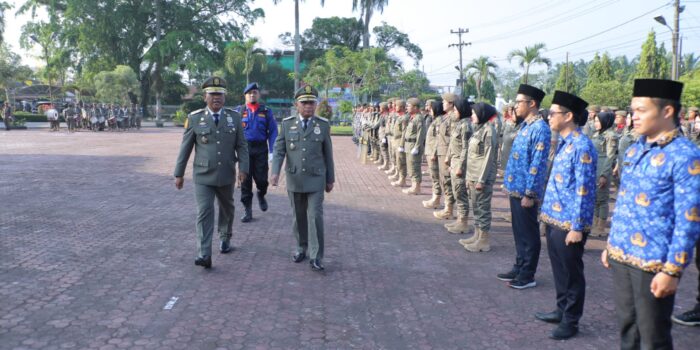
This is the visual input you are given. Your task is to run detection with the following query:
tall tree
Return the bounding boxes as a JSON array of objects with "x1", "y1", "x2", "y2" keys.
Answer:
[
  {"x1": 272, "y1": 0, "x2": 326, "y2": 92},
  {"x1": 0, "y1": 43, "x2": 34, "y2": 101},
  {"x1": 20, "y1": 0, "x2": 264, "y2": 115},
  {"x1": 279, "y1": 16, "x2": 363, "y2": 62},
  {"x1": 352, "y1": 0, "x2": 388, "y2": 49},
  {"x1": 464, "y1": 56, "x2": 497, "y2": 100},
  {"x1": 373, "y1": 22, "x2": 422, "y2": 64},
  {"x1": 0, "y1": 1, "x2": 11, "y2": 44},
  {"x1": 507, "y1": 42, "x2": 551, "y2": 84},
  {"x1": 680, "y1": 53, "x2": 699, "y2": 76},
  {"x1": 586, "y1": 52, "x2": 614, "y2": 85},
  {"x1": 554, "y1": 62, "x2": 577, "y2": 93},
  {"x1": 93, "y1": 65, "x2": 140, "y2": 104},
  {"x1": 225, "y1": 38, "x2": 267, "y2": 85},
  {"x1": 635, "y1": 30, "x2": 669, "y2": 79}
]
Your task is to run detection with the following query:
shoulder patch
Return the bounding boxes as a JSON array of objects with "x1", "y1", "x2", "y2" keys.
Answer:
[{"x1": 189, "y1": 108, "x2": 205, "y2": 116}]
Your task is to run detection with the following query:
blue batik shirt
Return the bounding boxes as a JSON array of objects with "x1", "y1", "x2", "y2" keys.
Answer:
[
  {"x1": 540, "y1": 129, "x2": 598, "y2": 233},
  {"x1": 504, "y1": 115, "x2": 551, "y2": 200},
  {"x1": 608, "y1": 130, "x2": 700, "y2": 277}
]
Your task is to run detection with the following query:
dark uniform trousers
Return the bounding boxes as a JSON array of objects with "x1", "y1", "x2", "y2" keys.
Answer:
[
  {"x1": 241, "y1": 140, "x2": 269, "y2": 206},
  {"x1": 289, "y1": 191, "x2": 324, "y2": 260},
  {"x1": 510, "y1": 196, "x2": 541, "y2": 281},
  {"x1": 545, "y1": 225, "x2": 586, "y2": 326},
  {"x1": 611, "y1": 260, "x2": 675, "y2": 350},
  {"x1": 194, "y1": 183, "x2": 235, "y2": 257}
]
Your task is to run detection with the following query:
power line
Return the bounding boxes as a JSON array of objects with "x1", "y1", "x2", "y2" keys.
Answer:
[{"x1": 545, "y1": 3, "x2": 670, "y2": 52}]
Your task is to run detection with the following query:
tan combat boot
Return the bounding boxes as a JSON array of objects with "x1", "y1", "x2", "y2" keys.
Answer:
[
  {"x1": 446, "y1": 216, "x2": 469, "y2": 234},
  {"x1": 598, "y1": 218, "x2": 609, "y2": 237},
  {"x1": 384, "y1": 165, "x2": 395, "y2": 175},
  {"x1": 458, "y1": 227, "x2": 480, "y2": 246},
  {"x1": 402, "y1": 181, "x2": 421, "y2": 195},
  {"x1": 465, "y1": 230, "x2": 491, "y2": 252},
  {"x1": 422, "y1": 194, "x2": 441, "y2": 209},
  {"x1": 433, "y1": 202, "x2": 454, "y2": 220},
  {"x1": 390, "y1": 175, "x2": 406, "y2": 187},
  {"x1": 590, "y1": 217, "x2": 601, "y2": 237}
]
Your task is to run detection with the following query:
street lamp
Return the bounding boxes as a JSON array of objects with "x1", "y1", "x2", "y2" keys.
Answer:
[
  {"x1": 455, "y1": 65, "x2": 464, "y2": 96},
  {"x1": 654, "y1": 8, "x2": 683, "y2": 80}
]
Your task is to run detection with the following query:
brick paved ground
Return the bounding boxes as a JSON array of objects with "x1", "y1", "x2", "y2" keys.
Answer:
[{"x1": 1, "y1": 128, "x2": 698, "y2": 350}]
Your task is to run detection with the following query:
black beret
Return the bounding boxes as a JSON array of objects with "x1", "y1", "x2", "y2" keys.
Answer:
[
  {"x1": 517, "y1": 84, "x2": 546, "y2": 102},
  {"x1": 633, "y1": 79, "x2": 683, "y2": 101}
]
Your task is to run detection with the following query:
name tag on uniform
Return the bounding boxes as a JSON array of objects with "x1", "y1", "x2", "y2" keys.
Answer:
[
  {"x1": 227, "y1": 116, "x2": 235, "y2": 128},
  {"x1": 314, "y1": 126, "x2": 321, "y2": 135}
]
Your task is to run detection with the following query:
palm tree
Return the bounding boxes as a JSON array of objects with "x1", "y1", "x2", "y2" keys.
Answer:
[
  {"x1": 272, "y1": 0, "x2": 326, "y2": 92},
  {"x1": 465, "y1": 56, "x2": 497, "y2": 100},
  {"x1": 680, "y1": 53, "x2": 699, "y2": 76},
  {"x1": 507, "y1": 43, "x2": 551, "y2": 84},
  {"x1": 225, "y1": 38, "x2": 267, "y2": 85},
  {"x1": 352, "y1": 0, "x2": 389, "y2": 49}
]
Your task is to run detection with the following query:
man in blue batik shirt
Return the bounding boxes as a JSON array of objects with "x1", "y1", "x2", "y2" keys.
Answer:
[
  {"x1": 601, "y1": 79, "x2": 700, "y2": 349},
  {"x1": 235, "y1": 83, "x2": 278, "y2": 223},
  {"x1": 498, "y1": 84, "x2": 551, "y2": 290},
  {"x1": 536, "y1": 91, "x2": 597, "y2": 340}
]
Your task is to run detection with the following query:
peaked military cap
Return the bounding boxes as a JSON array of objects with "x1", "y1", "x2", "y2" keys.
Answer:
[
  {"x1": 243, "y1": 82, "x2": 259, "y2": 94},
  {"x1": 407, "y1": 97, "x2": 421, "y2": 106},
  {"x1": 517, "y1": 84, "x2": 546, "y2": 102},
  {"x1": 633, "y1": 79, "x2": 684, "y2": 101},
  {"x1": 552, "y1": 90, "x2": 588, "y2": 115},
  {"x1": 441, "y1": 93, "x2": 457, "y2": 103},
  {"x1": 202, "y1": 76, "x2": 227, "y2": 94},
  {"x1": 295, "y1": 85, "x2": 318, "y2": 102}
]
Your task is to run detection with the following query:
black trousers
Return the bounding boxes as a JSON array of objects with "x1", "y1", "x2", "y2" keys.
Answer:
[
  {"x1": 545, "y1": 225, "x2": 586, "y2": 326},
  {"x1": 611, "y1": 260, "x2": 675, "y2": 350},
  {"x1": 509, "y1": 196, "x2": 541, "y2": 281},
  {"x1": 241, "y1": 141, "x2": 269, "y2": 206}
]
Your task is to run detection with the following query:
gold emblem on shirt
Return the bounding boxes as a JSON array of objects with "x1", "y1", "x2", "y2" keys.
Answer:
[
  {"x1": 685, "y1": 207, "x2": 700, "y2": 222},
  {"x1": 507, "y1": 175, "x2": 513, "y2": 182},
  {"x1": 650, "y1": 152, "x2": 666, "y2": 167},
  {"x1": 565, "y1": 144, "x2": 574, "y2": 153},
  {"x1": 631, "y1": 232, "x2": 647, "y2": 247},
  {"x1": 675, "y1": 252, "x2": 688, "y2": 265},
  {"x1": 512, "y1": 152, "x2": 519, "y2": 160},
  {"x1": 535, "y1": 142, "x2": 545, "y2": 151},
  {"x1": 627, "y1": 147, "x2": 636, "y2": 158},
  {"x1": 635, "y1": 193, "x2": 650, "y2": 207},
  {"x1": 580, "y1": 153, "x2": 592, "y2": 164},
  {"x1": 689, "y1": 160, "x2": 700, "y2": 176},
  {"x1": 618, "y1": 188, "x2": 626, "y2": 196},
  {"x1": 555, "y1": 173, "x2": 563, "y2": 183},
  {"x1": 576, "y1": 186, "x2": 588, "y2": 196},
  {"x1": 529, "y1": 167, "x2": 538, "y2": 175},
  {"x1": 552, "y1": 202, "x2": 562, "y2": 212}
]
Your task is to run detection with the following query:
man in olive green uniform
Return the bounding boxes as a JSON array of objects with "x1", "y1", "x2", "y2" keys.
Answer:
[
  {"x1": 590, "y1": 111, "x2": 618, "y2": 237},
  {"x1": 174, "y1": 76, "x2": 249, "y2": 269},
  {"x1": 384, "y1": 99, "x2": 397, "y2": 174},
  {"x1": 377, "y1": 102, "x2": 391, "y2": 171},
  {"x1": 271, "y1": 85, "x2": 335, "y2": 272},
  {"x1": 390, "y1": 100, "x2": 409, "y2": 187},
  {"x1": 434, "y1": 93, "x2": 457, "y2": 219},
  {"x1": 402, "y1": 98, "x2": 426, "y2": 195},
  {"x1": 583, "y1": 105, "x2": 599, "y2": 138}
]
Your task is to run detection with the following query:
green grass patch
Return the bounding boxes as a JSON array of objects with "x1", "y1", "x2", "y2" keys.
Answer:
[{"x1": 331, "y1": 125, "x2": 353, "y2": 136}]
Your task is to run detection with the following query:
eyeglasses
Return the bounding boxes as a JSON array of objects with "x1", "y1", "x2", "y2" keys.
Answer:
[{"x1": 514, "y1": 99, "x2": 532, "y2": 105}]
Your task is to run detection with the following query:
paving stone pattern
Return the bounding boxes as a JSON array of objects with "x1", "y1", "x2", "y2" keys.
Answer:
[{"x1": 1, "y1": 129, "x2": 698, "y2": 349}]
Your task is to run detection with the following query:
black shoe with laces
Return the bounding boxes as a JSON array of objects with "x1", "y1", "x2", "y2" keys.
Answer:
[
  {"x1": 672, "y1": 308, "x2": 700, "y2": 326},
  {"x1": 497, "y1": 270, "x2": 518, "y2": 282}
]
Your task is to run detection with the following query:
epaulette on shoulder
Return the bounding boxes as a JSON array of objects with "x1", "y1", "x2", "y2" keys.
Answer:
[
  {"x1": 315, "y1": 116, "x2": 329, "y2": 123},
  {"x1": 283, "y1": 116, "x2": 296, "y2": 121},
  {"x1": 189, "y1": 108, "x2": 205, "y2": 116}
]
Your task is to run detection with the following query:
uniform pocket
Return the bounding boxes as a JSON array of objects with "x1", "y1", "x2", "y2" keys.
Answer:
[
  {"x1": 194, "y1": 157, "x2": 209, "y2": 167},
  {"x1": 287, "y1": 165, "x2": 297, "y2": 174}
]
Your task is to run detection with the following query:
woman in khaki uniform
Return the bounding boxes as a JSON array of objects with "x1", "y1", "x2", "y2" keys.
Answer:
[
  {"x1": 444, "y1": 98, "x2": 473, "y2": 234},
  {"x1": 459, "y1": 102, "x2": 498, "y2": 251},
  {"x1": 590, "y1": 111, "x2": 618, "y2": 237},
  {"x1": 423, "y1": 100, "x2": 445, "y2": 208}
]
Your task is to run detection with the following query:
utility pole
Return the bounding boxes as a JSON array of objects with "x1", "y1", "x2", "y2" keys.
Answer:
[
  {"x1": 449, "y1": 28, "x2": 471, "y2": 97},
  {"x1": 672, "y1": 0, "x2": 680, "y2": 80},
  {"x1": 293, "y1": 0, "x2": 301, "y2": 92}
]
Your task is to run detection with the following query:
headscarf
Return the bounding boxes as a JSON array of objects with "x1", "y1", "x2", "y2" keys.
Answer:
[
  {"x1": 472, "y1": 102, "x2": 497, "y2": 125},
  {"x1": 431, "y1": 100, "x2": 445, "y2": 117},
  {"x1": 454, "y1": 98, "x2": 471, "y2": 120},
  {"x1": 596, "y1": 111, "x2": 615, "y2": 132}
]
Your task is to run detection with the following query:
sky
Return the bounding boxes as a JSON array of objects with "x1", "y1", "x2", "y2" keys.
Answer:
[{"x1": 4, "y1": 0, "x2": 700, "y2": 88}]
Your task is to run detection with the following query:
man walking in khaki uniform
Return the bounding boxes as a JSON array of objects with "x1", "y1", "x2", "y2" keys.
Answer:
[
  {"x1": 271, "y1": 85, "x2": 335, "y2": 272},
  {"x1": 174, "y1": 76, "x2": 249, "y2": 269}
]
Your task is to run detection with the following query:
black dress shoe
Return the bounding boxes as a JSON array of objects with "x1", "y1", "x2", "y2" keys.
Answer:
[
  {"x1": 292, "y1": 252, "x2": 306, "y2": 263},
  {"x1": 549, "y1": 323, "x2": 578, "y2": 340},
  {"x1": 258, "y1": 193, "x2": 268, "y2": 212},
  {"x1": 496, "y1": 270, "x2": 518, "y2": 282},
  {"x1": 194, "y1": 255, "x2": 212, "y2": 269},
  {"x1": 241, "y1": 206, "x2": 253, "y2": 223},
  {"x1": 535, "y1": 310, "x2": 563, "y2": 324},
  {"x1": 220, "y1": 240, "x2": 233, "y2": 254},
  {"x1": 310, "y1": 259, "x2": 324, "y2": 271}
]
